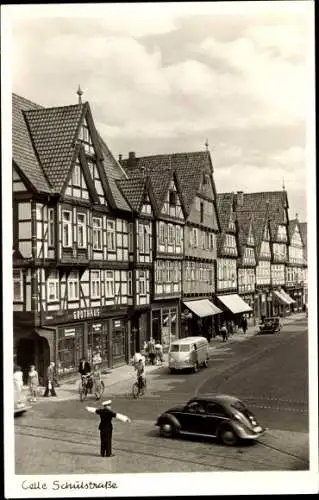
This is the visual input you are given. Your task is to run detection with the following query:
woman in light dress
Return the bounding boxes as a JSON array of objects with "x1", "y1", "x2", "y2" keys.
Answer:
[
  {"x1": 28, "y1": 365, "x2": 39, "y2": 402},
  {"x1": 13, "y1": 365, "x2": 23, "y2": 392}
]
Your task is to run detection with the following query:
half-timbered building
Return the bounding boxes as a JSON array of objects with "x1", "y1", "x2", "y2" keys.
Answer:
[
  {"x1": 121, "y1": 153, "x2": 186, "y2": 351},
  {"x1": 214, "y1": 193, "x2": 252, "y2": 329},
  {"x1": 286, "y1": 218, "x2": 305, "y2": 311},
  {"x1": 162, "y1": 152, "x2": 221, "y2": 339},
  {"x1": 251, "y1": 206, "x2": 273, "y2": 319},
  {"x1": 235, "y1": 190, "x2": 293, "y2": 317},
  {"x1": 299, "y1": 222, "x2": 308, "y2": 309},
  {"x1": 117, "y1": 169, "x2": 158, "y2": 352},
  {"x1": 12, "y1": 92, "x2": 135, "y2": 382}
]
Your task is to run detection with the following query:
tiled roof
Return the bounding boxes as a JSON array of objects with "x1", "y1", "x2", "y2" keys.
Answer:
[
  {"x1": 236, "y1": 191, "x2": 288, "y2": 240},
  {"x1": 236, "y1": 211, "x2": 255, "y2": 256},
  {"x1": 121, "y1": 155, "x2": 178, "y2": 211},
  {"x1": 216, "y1": 193, "x2": 235, "y2": 255},
  {"x1": 24, "y1": 102, "x2": 84, "y2": 192},
  {"x1": 12, "y1": 93, "x2": 52, "y2": 193},
  {"x1": 117, "y1": 170, "x2": 147, "y2": 213},
  {"x1": 98, "y1": 136, "x2": 130, "y2": 212},
  {"x1": 250, "y1": 208, "x2": 269, "y2": 258}
]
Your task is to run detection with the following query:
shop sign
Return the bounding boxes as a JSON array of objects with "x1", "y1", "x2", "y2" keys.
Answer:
[
  {"x1": 73, "y1": 308, "x2": 101, "y2": 320},
  {"x1": 92, "y1": 323, "x2": 102, "y2": 331},
  {"x1": 64, "y1": 328, "x2": 75, "y2": 337}
]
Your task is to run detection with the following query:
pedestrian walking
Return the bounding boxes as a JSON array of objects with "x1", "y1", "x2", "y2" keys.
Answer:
[
  {"x1": 28, "y1": 364, "x2": 39, "y2": 402},
  {"x1": 220, "y1": 323, "x2": 228, "y2": 342},
  {"x1": 43, "y1": 361, "x2": 57, "y2": 397},
  {"x1": 154, "y1": 340, "x2": 164, "y2": 364},
  {"x1": 13, "y1": 365, "x2": 23, "y2": 392},
  {"x1": 147, "y1": 338, "x2": 156, "y2": 365},
  {"x1": 86, "y1": 400, "x2": 131, "y2": 457},
  {"x1": 241, "y1": 316, "x2": 248, "y2": 334}
]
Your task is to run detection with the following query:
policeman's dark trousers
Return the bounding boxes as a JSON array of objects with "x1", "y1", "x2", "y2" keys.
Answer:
[{"x1": 100, "y1": 429, "x2": 112, "y2": 457}]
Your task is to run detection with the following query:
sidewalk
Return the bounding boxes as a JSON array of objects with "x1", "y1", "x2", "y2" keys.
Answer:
[{"x1": 25, "y1": 312, "x2": 306, "y2": 403}]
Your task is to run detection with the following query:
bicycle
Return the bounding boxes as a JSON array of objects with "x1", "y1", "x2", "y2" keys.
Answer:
[
  {"x1": 132, "y1": 377, "x2": 146, "y2": 399},
  {"x1": 79, "y1": 374, "x2": 105, "y2": 401}
]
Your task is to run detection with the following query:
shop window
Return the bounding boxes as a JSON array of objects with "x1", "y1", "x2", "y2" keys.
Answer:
[
  {"x1": 68, "y1": 271, "x2": 79, "y2": 300},
  {"x1": 88, "y1": 323, "x2": 108, "y2": 367},
  {"x1": 62, "y1": 210, "x2": 72, "y2": 247},
  {"x1": 13, "y1": 269, "x2": 23, "y2": 301},
  {"x1": 91, "y1": 270, "x2": 101, "y2": 299},
  {"x1": 93, "y1": 217, "x2": 102, "y2": 250},
  {"x1": 57, "y1": 327, "x2": 82, "y2": 375},
  {"x1": 107, "y1": 220, "x2": 116, "y2": 251},
  {"x1": 47, "y1": 271, "x2": 59, "y2": 302}
]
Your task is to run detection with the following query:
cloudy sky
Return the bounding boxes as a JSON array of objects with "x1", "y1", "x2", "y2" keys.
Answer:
[{"x1": 6, "y1": 2, "x2": 315, "y2": 221}]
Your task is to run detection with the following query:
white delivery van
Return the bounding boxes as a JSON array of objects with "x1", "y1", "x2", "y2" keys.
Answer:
[{"x1": 168, "y1": 336, "x2": 209, "y2": 373}]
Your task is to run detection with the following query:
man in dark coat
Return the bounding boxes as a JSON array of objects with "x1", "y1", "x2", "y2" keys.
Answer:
[
  {"x1": 241, "y1": 316, "x2": 248, "y2": 334},
  {"x1": 79, "y1": 358, "x2": 91, "y2": 375},
  {"x1": 79, "y1": 358, "x2": 92, "y2": 393},
  {"x1": 43, "y1": 362, "x2": 57, "y2": 397},
  {"x1": 86, "y1": 400, "x2": 131, "y2": 457}
]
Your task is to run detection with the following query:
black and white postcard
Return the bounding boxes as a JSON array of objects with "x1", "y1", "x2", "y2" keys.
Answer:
[{"x1": 2, "y1": 1, "x2": 317, "y2": 497}]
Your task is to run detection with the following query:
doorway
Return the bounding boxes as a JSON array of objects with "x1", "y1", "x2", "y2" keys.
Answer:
[{"x1": 17, "y1": 338, "x2": 35, "y2": 385}]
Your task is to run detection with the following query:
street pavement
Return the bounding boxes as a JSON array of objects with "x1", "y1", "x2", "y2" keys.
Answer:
[{"x1": 15, "y1": 312, "x2": 309, "y2": 474}]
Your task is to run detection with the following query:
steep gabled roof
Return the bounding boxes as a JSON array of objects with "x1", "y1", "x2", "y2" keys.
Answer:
[
  {"x1": 236, "y1": 211, "x2": 256, "y2": 263},
  {"x1": 12, "y1": 93, "x2": 52, "y2": 193},
  {"x1": 24, "y1": 102, "x2": 84, "y2": 192},
  {"x1": 117, "y1": 170, "x2": 157, "y2": 214},
  {"x1": 121, "y1": 154, "x2": 186, "y2": 213},
  {"x1": 236, "y1": 191, "x2": 288, "y2": 240},
  {"x1": 216, "y1": 192, "x2": 236, "y2": 255},
  {"x1": 98, "y1": 136, "x2": 130, "y2": 212}
]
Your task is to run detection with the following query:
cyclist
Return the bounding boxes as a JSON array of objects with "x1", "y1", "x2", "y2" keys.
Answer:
[
  {"x1": 79, "y1": 358, "x2": 93, "y2": 393},
  {"x1": 136, "y1": 359, "x2": 146, "y2": 391}
]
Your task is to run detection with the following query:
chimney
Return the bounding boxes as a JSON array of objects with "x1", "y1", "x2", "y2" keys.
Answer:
[
  {"x1": 128, "y1": 151, "x2": 136, "y2": 169},
  {"x1": 237, "y1": 191, "x2": 244, "y2": 207},
  {"x1": 118, "y1": 154, "x2": 122, "y2": 162}
]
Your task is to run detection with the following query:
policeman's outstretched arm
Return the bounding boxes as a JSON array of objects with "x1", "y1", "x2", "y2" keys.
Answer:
[
  {"x1": 85, "y1": 406, "x2": 97, "y2": 414},
  {"x1": 116, "y1": 412, "x2": 131, "y2": 423}
]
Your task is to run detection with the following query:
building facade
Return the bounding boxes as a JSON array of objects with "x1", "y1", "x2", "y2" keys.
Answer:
[
  {"x1": 286, "y1": 218, "x2": 305, "y2": 311},
  {"x1": 12, "y1": 93, "x2": 136, "y2": 382}
]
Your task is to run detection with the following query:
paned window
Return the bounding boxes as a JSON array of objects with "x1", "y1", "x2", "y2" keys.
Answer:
[
  {"x1": 47, "y1": 271, "x2": 59, "y2": 302},
  {"x1": 91, "y1": 270, "x2": 101, "y2": 299},
  {"x1": 48, "y1": 208, "x2": 55, "y2": 247},
  {"x1": 93, "y1": 217, "x2": 102, "y2": 250},
  {"x1": 105, "y1": 271, "x2": 114, "y2": 298},
  {"x1": 13, "y1": 269, "x2": 23, "y2": 301},
  {"x1": 77, "y1": 213, "x2": 87, "y2": 248},
  {"x1": 107, "y1": 220, "x2": 116, "y2": 251},
  {"x1": 68, "y1": 271, "x2": 79, "y2": 300},
  {"x1": 62, "y1": 210, "x2": 72, "y2": 247}
]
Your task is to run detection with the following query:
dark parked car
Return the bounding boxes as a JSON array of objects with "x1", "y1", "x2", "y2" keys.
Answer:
[
  {"x1": 156, "y1": 394, "x2": 265, "y2": 446},
  {"x1": 259, "y1": 317, "x2": 281, "y2": 334}
]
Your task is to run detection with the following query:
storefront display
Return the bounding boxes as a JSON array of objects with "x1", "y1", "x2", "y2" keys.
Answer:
[
  {"x1": 112, "y1": 319, "x2": 127, "y2": 366},
  {"x1": 152, "y1": 306, "x2": 178, "y2": 351},
  {"x1": 57, "y1": 325, "x2": 83, "y2": 375},
  {"x1": 88, "y1": 322, "x2": 109, "y2": 368}
]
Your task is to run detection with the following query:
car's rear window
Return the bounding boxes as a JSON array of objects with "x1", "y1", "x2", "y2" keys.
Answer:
[
  {"x1": 231, "y1": 400, "x2": 253, "y2": 418},
  {"x1": 170, "y1": 344, "x2": 190, "y2": 352}
]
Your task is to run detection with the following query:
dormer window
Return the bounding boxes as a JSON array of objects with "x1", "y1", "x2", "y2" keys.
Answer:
[
  {"x1": 203, "y1": 174, "x2": 209, "y2": 185},
  {"x1": 169, "y1": 191, "x2": 176, "y2": 206}
]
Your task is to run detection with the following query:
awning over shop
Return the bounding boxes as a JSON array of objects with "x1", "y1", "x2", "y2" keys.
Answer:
[
  {"x1": 183, "y1": 299, "x2": 222, "y2": 318},
  {"x1": 272, "y1": 290, "x2": 290, "y2": 305},
  {"x1": 280, "y1": 290, "x2": 296, "y2": 304},
  {"x1": 216, "y1": 294, "x2": 252, "y2": 314}
]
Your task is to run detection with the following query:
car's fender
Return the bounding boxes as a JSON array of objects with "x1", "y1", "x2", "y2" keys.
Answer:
[{"x1": 157, "y1": 412, "x2": 181, "y2": 430}]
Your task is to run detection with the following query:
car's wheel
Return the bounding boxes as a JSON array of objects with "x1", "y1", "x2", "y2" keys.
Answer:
[
  {"x1": 219, "y1": 426, "x2": 238, "y2": 446},
  {"x1": 159, "y1": 421, "x2": 176, "y2": 438},
  {"x1": 193, "y1": 362, "x2": 199, "y2": 373},
  {"x1": 203, "y1": 358, "x2": 208, "y2": 368}
]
